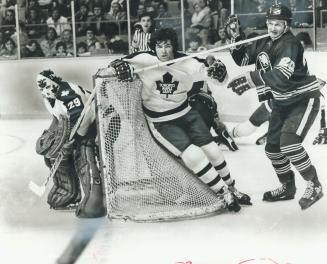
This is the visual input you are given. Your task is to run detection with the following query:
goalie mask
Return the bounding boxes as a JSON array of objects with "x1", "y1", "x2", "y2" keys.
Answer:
[{"x1": 36, "y1": 70, "x2": 62, "y2": 99}]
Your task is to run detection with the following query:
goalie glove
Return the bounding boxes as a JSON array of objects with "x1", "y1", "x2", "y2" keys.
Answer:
[
  {"x1": 224, "y1": 14, "x2": 241, "y2": 40},
  {"x1": 36, "y1": 115, "x2": 72, "y2": 160},
  {"x1": 109, "y1": 59, "x2": 134, "y2": 82},
  {"x1": 313, "y1": 128, "x2": 327, "y2": 145},
  {"x1": 227, "y1": 70, "x2": 265, "y2": 95},
  {"x1": 206, "y1": 55, "x2": 227, "y2": 83}
]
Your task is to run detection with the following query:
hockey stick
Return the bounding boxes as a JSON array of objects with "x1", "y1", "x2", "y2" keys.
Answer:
[
  {"x1": 96, "y1": 33, "x2": 269, "y2": 79},
  {"x1": 55, "y1": 217, "x2": 106, "y2": 264},
  {"x1": 29, "y1": 86, "x2": 98, "y2": 197}
]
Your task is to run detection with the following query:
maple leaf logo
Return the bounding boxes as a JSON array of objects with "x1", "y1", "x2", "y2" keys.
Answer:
[{"x1": 156, "y1": 72, "x2": 179, "y2": 98}]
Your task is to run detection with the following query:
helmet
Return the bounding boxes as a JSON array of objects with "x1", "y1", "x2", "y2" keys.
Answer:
[
  {"x1": 266, "y1": 4, "x2": 292, "y2": 22},
  {"x1": 36, "y1": 70, "x2": 62, "y2": 99}
]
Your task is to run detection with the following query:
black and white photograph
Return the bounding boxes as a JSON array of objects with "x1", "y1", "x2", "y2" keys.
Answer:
[{"x1": 1, "y1": 1, "x2": 327, "y2": 263}]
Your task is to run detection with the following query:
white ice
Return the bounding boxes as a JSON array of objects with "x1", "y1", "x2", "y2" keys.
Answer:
[{"x1": 1, "y1": 119, "x2": 327, "y2": 264}]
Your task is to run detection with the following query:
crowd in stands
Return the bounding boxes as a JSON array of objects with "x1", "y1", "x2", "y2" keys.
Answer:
[{"x1": 0, "y1": 0, "x2": 324, "y2": 60}]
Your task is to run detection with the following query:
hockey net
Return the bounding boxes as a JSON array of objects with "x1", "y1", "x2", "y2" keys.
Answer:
[{"x1": 94, "y1": 75, "x2": 225, "y2": 222}]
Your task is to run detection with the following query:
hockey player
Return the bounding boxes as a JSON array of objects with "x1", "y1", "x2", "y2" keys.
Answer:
[
  {"x1": 35, "y1": 70, "x2": 106, "y2": 218},
  {"x1": 225, "y1": 4, "x2": 324, "y2": 210},
  {"x1": 109, "y1": 28, "x2": 252, "y2": 212}
]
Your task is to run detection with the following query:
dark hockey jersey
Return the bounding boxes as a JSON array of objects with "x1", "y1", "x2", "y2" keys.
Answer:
[
  {"x1": 43, "y1": 81, "x2": 95, "y2": 136},
  {"x1": 231, "y1": 31, "x2": 321, "y2": 105}
]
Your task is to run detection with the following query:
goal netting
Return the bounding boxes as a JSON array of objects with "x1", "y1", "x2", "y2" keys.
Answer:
[{"x1": 95, "y1": 75, "x2": 225, "y2": 222}]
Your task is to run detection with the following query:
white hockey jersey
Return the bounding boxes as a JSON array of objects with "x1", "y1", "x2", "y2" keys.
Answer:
[
  {"x1": 43, "y1": 81, "x2": 95, "y2": 136},
  {"x1": 123, "y1": 51, "x2": 211, "y2": 122}
]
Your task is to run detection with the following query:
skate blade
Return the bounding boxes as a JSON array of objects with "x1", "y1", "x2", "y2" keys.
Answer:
[
  {"x1": 300, "y1": 192, "x2": 324, "y2": 210},
  {"x1": 263, "y1": 195, "x2": 295, "y2": 202}
]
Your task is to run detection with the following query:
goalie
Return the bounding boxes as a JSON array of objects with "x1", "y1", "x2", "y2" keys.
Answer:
[
  {"x1": 35, "y1": 70, "x2": 106, "y2": 218},
  {"x1": 108, "y1": 28, "x2": 251, "y2": 212}
]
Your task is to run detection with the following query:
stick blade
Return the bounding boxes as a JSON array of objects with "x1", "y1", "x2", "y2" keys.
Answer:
[{"x1": 29, "y1": 181, "x2": 45, "y2": 197}]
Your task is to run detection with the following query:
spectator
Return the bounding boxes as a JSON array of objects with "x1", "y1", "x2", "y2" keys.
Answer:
[
  {"x1": 0, "y1": 37, "x2": 17, "y2": 59},
  {"x1": 81, "y1": 26, "x2": 102, "y2": 51},
  {"x1": 130, "y1": 12, "x2": 154, "y2": 53},
  {"x1": 92, "y1": 0, "x2": 112, "y2": 13},
  {"x1": 136, "y1": 3, "x2": 146, "y2": 18},
  {"x1": 23, "y1": 39, "x2": 45, "y2": 57},
  {"x1": 178, "y1": 0, "x2": 192, "y2": 29},
  {"x1": 213, "y1": 27, "x2": 229, "y2": 46},
  {"x1": 189, "y1": 0, "x2": 212, "y2": 46},
  {"x1": 105, "y1": 0, "x2": 127, "y2": 34},
  {"x1": 10, "y1": 21, "x2": 29, "y2": 48},
  {"x1": 25, "y1": 8, "x2": 46, "y2": 39},
  {"x1": 60, "y1": 28, "x2": 74, "y2": 55},
  {"x1": 1, "y1": 9, "x2": 16, "y2": 39},
  {"x1": 38, "y1": 0, "x2": 54, "y2": 10},
  {"x1": 40, "y1": 27, "x2": 60, "y2": 57},
  {"x1": 2, "y1": 0, "x2": 16, "y2": 9},
  {"x1": 187, "y1": 33, "x2": 207, "y2": 52},
  {"x1": 55, "y1": 0, "x2": 71, "y2": 17},
  {"x1": 26, "y1": 0, "x2": 41, "y2": 11},
  {"x1": 88, "y1": 4, "x2": 110, "y2": 36},
  {"x1": 55, "y1": 40, "x2": 72, "y2": 56},
  {"x1": 76, "y1": 41, "x2": 89, "y2": 56},
  {"x1": 46, "y1": 7, "x2": 71, "y2": 36},
  {"x1": 106, "y1": 0, "x2": 127, "y2": 21},
  {"x1": 155, "y1": 1, "x2": 172, "y2": 28},
  {"x1": 75, "y1": 3, "x2": 92, "y2": 36}
]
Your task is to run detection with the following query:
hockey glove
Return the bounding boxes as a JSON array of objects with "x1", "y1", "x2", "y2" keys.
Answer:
[
  {"x1": 313, "y1": 128, "x2": 327, "y2": 145},
  {"x1": 227, "y1": 71, "x2": 265, "y2": 95},
  {"x1": 206, "y1": 56, "x2": 227, "y2": 83},
  {"x1": 110, "y1": 59, "x2": 134, "y2": 82}
]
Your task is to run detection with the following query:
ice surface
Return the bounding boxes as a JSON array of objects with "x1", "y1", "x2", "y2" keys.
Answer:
[{"x1": 1, "y1": 119, "x2": 327, "y2": 264}]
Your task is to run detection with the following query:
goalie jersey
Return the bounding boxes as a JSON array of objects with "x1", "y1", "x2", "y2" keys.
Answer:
[
  {"x1": 123, "y1": 51, "x2": 212, "y2": 122},
  {"x1": 43, "y1": 81, "x2": 95, "y2": 136},
  {"x1": 231, "y1": 31, "x2": 321, "y2": 105}
]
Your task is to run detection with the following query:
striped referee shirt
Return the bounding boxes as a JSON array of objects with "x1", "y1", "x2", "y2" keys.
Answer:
[{"x1": 130, "y1": 29, "x2": 152, "y2": 53}]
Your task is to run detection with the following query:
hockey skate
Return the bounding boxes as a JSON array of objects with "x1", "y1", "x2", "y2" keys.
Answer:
[
  {"x1": 219, "y1": 187, "x2": 241, "y2": 212},
  {"x1": 228, "y1": 180, "x2": 252, "y2": 205},
  {"x1": 299, "y1": 178, "x2": 323, "y2": 210},
  {"x1": 263, "y1": 180, "x2": 296, "y2": 202},
  {"x1": 312, "y1": 128, "x2": 327, "y2": 145},
  {"x1": 255, "y1": 132, "x2": 267, "y2": 145}
]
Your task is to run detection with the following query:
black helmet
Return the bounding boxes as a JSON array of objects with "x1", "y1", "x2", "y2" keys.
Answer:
[{"x1": 266, "y1": 4, "x2": 292, "y2": 21}]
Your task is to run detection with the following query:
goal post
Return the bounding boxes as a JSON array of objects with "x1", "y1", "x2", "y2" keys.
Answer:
[{"x1": 94, "y1": 75, "x2": 226, "y2": 222}]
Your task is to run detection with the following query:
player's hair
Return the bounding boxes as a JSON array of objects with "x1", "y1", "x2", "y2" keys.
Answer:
[
  {"x1": 149, "y1": 28, "x2": 179, "y2": 53},
  {"x1": 39, "y1": 70, "x2": 62, "y2": 84}
]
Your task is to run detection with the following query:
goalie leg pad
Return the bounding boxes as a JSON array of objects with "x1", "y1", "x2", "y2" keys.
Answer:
[
  {"x1": 74, "y1": 138, "x2": 106, "y2": 218},
  {"x1": 47, "y1": 158, "x2": 81, "y2": 209}
]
